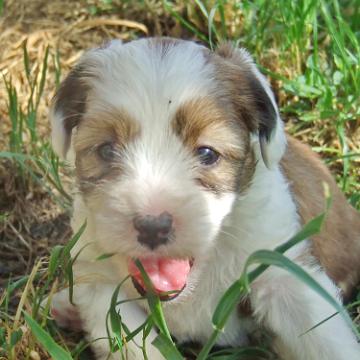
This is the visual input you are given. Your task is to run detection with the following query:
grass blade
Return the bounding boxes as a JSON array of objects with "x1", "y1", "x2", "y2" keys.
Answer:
[
  {"x1": 245, "y1": 250, "x2": 358, "y2": 336},
  {"x1": 108, "y1": 283, "x2": 124, "y2": 353},
  {"x1": 62, "y1": 221, "x2": 87, "y2": 257},
  {"x1": 134, "y1": 259, "x2": 172, "y2": 341},
  {"x1": 48, "y1": 245, "x2": 64, "y2": 278},
  {"x1": 163, "y1": 1, "x2": 209, "y2": 43},
  {"x1": 152, "y1": 333, "x2": 184, "y2": 360},
  {"x1": 24, "y1": 313, "x2": 74, "y2": 360},
  {"x1": 36, "y1": 45, "x2": 49, "y2": 110}
]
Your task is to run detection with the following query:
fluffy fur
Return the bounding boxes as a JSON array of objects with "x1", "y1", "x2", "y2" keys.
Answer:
[{"x1": 50, "y1": 38, "x2": 360, "y2": 359}]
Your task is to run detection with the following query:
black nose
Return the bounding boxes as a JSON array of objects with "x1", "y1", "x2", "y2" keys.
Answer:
[{"x1": 133, "y1": 212, "x2": 173, "y2": 250}]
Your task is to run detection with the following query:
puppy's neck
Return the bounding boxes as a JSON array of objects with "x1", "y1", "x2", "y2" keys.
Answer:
[
  {"x1": 220, "y1": 163, "x2": 300, "y2": 258},
  {"x1": 187, "y1": 163, "x2": 301, "y2": 302}
]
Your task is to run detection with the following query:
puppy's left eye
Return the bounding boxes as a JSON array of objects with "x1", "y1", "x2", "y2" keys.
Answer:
[
  {"x1": 98, "y1": 143, "x2": 115, "y2": 161},
  {"x1": 196, "y1": 146, "x2": 220, "y2": 166}
]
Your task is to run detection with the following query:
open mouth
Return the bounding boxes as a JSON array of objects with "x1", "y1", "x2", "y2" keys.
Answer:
[{"x1": 127, "y1": 257, "x2": 193, "y2": 301}]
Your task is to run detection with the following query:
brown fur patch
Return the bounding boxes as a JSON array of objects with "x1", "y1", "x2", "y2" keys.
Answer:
[
  {"x1": 74, "y1": 108, "x2": 140, "y2": 191},
  {"x1": 238, "y1": 296, "x2": 253, "y2": 318},
  {"x1": 281, "y1": 136, "x2": 360, "y2": 298},
  {"x1": 211, "y1": 43, "x2": 277, "y2": 143},
  {"x1": 173, "y1": 97, "x2": 256, "y2": 194},
  {"x1": 52, "y1": 63, "x2": 92, "y2": 157}
]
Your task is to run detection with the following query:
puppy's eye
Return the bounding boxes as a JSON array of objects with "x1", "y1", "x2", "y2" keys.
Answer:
[
  {"x1": 196, "y1": 146, "x2": 220, "y2": 166},
  {"x1": 98, "y1": 143, "x2": 115, "y2": 161}
]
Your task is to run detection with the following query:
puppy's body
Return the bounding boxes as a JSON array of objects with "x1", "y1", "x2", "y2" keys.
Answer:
[
  {"x1": 50, "y1": 38, "x2": 360, "y2": 360},
  {"x1": 282, "y1": 137, "x2": 360, "y2": 296}
]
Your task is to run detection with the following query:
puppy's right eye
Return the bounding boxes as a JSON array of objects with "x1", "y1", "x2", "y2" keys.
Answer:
[
  {"x1": 98, "y1": 143, "x2": 115, "y2": 161},
  {"x1": 196, "y1": 146, "x2": 220, "y2": 166}
]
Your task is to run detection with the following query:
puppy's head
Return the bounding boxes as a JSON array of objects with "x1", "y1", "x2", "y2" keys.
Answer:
[{"x1": 50, "y1": 38, "x2": 286, "y2": 299}]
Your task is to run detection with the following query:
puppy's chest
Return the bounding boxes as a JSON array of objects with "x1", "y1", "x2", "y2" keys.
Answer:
[{"x1": 161, "y1": 285, "x2": 254, "y2": 347}]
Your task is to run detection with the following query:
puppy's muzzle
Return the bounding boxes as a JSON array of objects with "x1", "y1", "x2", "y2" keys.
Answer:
[{"x1": 133, "y1": 212, "x2": 174, "y2": 250}]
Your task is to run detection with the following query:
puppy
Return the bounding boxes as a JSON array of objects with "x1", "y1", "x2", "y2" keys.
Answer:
[{"x1": 50, "y1": 38, "x2": 360, "y2": 359}]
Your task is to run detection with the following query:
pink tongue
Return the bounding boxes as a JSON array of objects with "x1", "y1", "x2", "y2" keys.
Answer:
[{"x1": 128, "y1": 257, "x2": 191, "y2": 294}]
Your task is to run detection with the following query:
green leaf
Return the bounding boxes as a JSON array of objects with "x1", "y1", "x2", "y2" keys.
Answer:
[
  {"x1": 96, "y1": 252, "x2": 116, "y2": 261},
  {"x1": 62, "y1": 221, "x2": 87, "y2": 258},
  {"x1": 66, "y1": 264, "x2": 74, "y2": 305},
  {"x1": 48, "y1": 245, "x2": 64, "y2": 277},
  {"x1": 10, "y1": 329, "x2": 23, "y2": 347},
  {"x1": 248, "y1": 189, "x2": 330, "y2": 283},
  {"x1": 6, "y1": 275, "x2": 32, "y2": 295},
  {"x1": 273, "y1": 192, "x2": 329, "y2": 255},
  {"x1": 124, "y1": 320, "x2": 147, "y2": 343},
  {"x1": 217, "y1": 0, "x2": 227, "y2": 39},
  {"x1": 244, "y1": 250, "x2": 357, "y2": 336},
  {"x1": 0, "y1": 151, "x2": 34, "y2": 161},
  {"x1": 134, "y1": 259, "x2": 172, "y2": 341},
  {"x1": 106, "y1": 276, "x2": 131, "y2": 354},
  {"x1": 208, "y1": 346, "x2": 272, "y2": 359},
  {"x1": 211, "y1": 280, "x2": 245, "y2": 331},
  {"x1": 109, "y1": 283, "x2": 124, "y2": 352},
  {"x1": 55, "y1": 222, "x2": 87, "y2": 305},
  {"x1": 163, "y1": 1, "x2": 209, "y2": 44},
  {"x1": 193, "y1": 0, "x2": 209, "y2": 19},
  {"x1": 24, "y1": 313, "x2": 74, "y2": 360},
  {"x1": 300, "y1": 311, "x2": 339, "y2": 336},
  {"x1": 152, "y1": 333, "x2": 184, "y2": 360},
  {"x1": 0, "y1": 328, "x2": 6, "y2": 346},
  {"x1": 36, "y1": 45, "x2": 49, "y2": 109},
  {"x1": 208, "y1": 4, "x2": 218, "y2": 49},
  {"x1": 22, "y1": 40, "x2": 31, "y2": 85}
]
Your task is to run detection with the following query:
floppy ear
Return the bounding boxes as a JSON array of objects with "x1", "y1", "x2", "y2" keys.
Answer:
[
  {"x1": 50, "y1": 64, "x2": 89, "y2": 161},
  {"x1": 215, "y1": 45, "x2": 286, "y2": 168},
  {"x1": 50, "y1": 39, "x2": 123, "y2": 160}
]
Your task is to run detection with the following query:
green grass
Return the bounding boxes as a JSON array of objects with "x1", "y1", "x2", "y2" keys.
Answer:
[
  {"x1": 1, "y1": 43, "x2": 71, "y2": 209},
  {"x1": 0, "y1": 0, "x2": 359, "y2": 359}
]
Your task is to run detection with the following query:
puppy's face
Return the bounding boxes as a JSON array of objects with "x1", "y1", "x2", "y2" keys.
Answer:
[{"x1": 51, "y1": 38, "x2": 285, "y2": 298}]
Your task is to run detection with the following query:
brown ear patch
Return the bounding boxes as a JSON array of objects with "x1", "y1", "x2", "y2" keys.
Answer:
[
  {"x1": 52, "y1": 64, "x2": 91, "y2": 156},
  {"x1": 212, "y1": 44, "x2": 277, "y2": 149},
  {"x1": 74, "y1": 108, "x2": 140, "y2": 192},
  {"x1": 172, "y1": 97, "x2": 256, "y2": 194}
]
